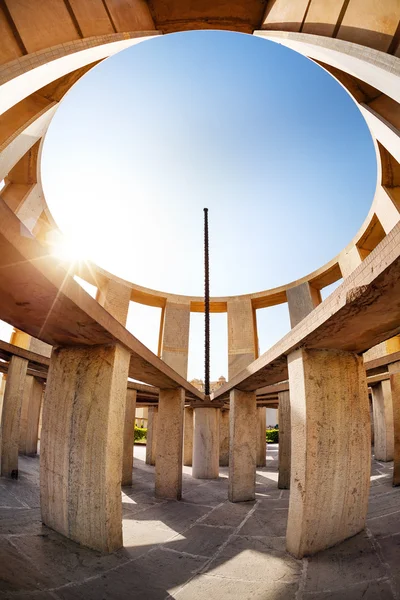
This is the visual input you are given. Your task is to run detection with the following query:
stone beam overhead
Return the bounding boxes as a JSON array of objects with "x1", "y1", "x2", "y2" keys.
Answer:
[
  {"x1": 0, "y1": 199, "x2": 203, "y2": 398},
  {"x1": 213, "y1": 220, "x2": 400, "y2": 396}
]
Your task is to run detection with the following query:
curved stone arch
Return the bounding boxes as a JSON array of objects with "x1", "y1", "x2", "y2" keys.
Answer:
[{"x1": 0, "y1": 27, "x2": 399, "y2": 362}]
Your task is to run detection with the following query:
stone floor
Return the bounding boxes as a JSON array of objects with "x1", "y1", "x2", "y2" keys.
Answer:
[{"x1": 0, "y1": 445, "x2": 399, "y2": 599}]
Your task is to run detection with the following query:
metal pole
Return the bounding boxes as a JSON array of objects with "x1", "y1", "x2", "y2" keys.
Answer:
[{"x1": 204, "y1": 208, "x2": 210, "y2": 396}]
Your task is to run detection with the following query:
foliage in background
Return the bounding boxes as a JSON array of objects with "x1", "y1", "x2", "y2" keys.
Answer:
[
  {"x1": 134, "y1": 426, "x2": 147, "y2": 442},
  {"x1": 266, "y1": 428, "x2": 279, "y2": 443}
]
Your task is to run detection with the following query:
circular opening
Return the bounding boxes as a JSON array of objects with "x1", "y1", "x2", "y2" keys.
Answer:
[{"x1": 42, "y1": 30, "x2": 377, "y2": 296}]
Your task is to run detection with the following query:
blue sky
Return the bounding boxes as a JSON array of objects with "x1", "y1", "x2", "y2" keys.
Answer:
[{"x1": 40, "y1": 31, "x2": 377, "y2": 380}]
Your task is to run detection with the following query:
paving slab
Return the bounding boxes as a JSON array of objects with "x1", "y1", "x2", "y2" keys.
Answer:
[{"x1": 305, "y1": 532, "x2": 386, "y2": 593}]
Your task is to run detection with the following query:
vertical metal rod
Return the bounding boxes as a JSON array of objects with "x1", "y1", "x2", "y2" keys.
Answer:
[{"x1": 204, "y1": 208, "x2": 210, "y2": 396}]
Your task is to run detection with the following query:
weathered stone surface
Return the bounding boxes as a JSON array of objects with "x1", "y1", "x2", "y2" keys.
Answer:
[
  {"x1": 287, "y1": 348, "x2": 370, "y2": 558},
  {"x1": 219, "y1": 408, "x2": 229, "y2": 466},
  {"x1": 240, "y1": 508, "x2": 288, "y2": 537},
  {"x1": 146, "y1": 406, "x2": 158, "y2": 466},
  {"x1": 193, "y1": 407, "x2": 219, "y2": 479},
  {"x1": 371, "y1": 380, "x2": 394, "y2": 461},
  {"x1": 227, "y1": 297, "x2": 257, "y2": 379},
  {"x1": 278, "y1": 390, "x2": 291, "y2": 489},
  {"x1": 19, "y1": 375, "x2": 43, "y2": 456},
  {"x1": 155, "y1": 388, "x2": 184, "y2": 499},
  {"x1": 304, "y1": 532, "x2": 386, "y2": 593},
  {"x1": 183, "y1": 406, "x2": 193, "y2": 466},
  {"x1": 0, "y1": 445, "x2": 399, "y2": 599},
  {"x1": 122, "y1": 388, "x2": 137, "y2": 486},
  {"x1": 229, "y1": 389, "x2": 257, "y2": 502},
  {"x1": 1, "y1": 355, "x2": 28, "y2": 477},
  {"x1": 389, "y1": 362, "x2": 400, "y2": 485},
  {"x1": 40, "y1": 343, "x2": 130, "y2": 552},
  {"x1": 256, "y1": 406, "x2": 266, "y2": 467},
  {"x1": 161, "y1": 300, "x2": 190, "y2": 378},
  {"x1": 286, "y1": 281, "x2": 321, "y2": 328}
]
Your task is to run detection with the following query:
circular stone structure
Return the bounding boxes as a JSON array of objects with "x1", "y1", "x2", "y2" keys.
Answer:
[{"x1": 0, "y1": 0, "x2": 399, "y2": 578}]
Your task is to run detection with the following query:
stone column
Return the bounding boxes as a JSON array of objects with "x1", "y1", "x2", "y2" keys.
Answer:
[
  {"x1": 19, "y1": 375, "x2": 44, "y2": 456},
  {"x1": 183, "y1": 407, "x2": 194, "y2": 466},
  {"x1": 278, "y1": 391, "x2": 291, "y2": 489},
  {"x1": 229, "y1": 389, "x2": 257, "y2": 502},
  {"x1": 192, "y1": 407, "x2": 219, "y2": 479},
  {"x1": 286, "y1": 348, "x2": 370, "y2": 558},
  {"x1": 1, "y1": 356, "x2": 28, "y2": 477},
  {"x1": 146, "y1": 406, "x2": 158, "y2": 466},
  {"x1": 227, "y1": 297, "x2": 257, "y2": 379},
  {"x1": 155, "y1": 388, "x2": 184, "y2": 499},
  {"x1": 389, "y1": 362, "x2": 400, "y2": 486},
  {"x1": 96, "y1": 278, "x2": 131, "y2": 326},
  {"x1": 40, "y1": 344, "x2": 130, "y2": 553},
  {"x1": 256, "y1": 407, "x2": 267, "y2": 467},
  {"x1": 286, "y1": 282, "x2": 321, "y2": 328},
  {"x1": 371, "y1": 381, "x2": 394, "y2": 461},
  {"x1": 219, "y1": 408, "x2": 230, "y2": 466},
  {"x1": 160, "y1": 300, "x2": 190, "y2": 378},
  {"x1": 122, "y1": 389, "x2": 137, "y2": 486}
]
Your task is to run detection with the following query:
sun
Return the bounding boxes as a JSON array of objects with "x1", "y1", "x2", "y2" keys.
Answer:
[{"x1": 48, "y1": 231, "x2": 90, "y2": 264}]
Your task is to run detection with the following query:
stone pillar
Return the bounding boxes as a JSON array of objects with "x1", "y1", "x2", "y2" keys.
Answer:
[
  {"x1": 256, "y1": 407, "x2": 267, "y2": 467},
  {"x1": 155, "y1": 388, "x2": 184, "y2": 499},
  {"x1": 286, "y1": 282, "x2": 321, "y2": 328},
  {"x1": 192, "y1": 407, "x2": 219, "y2": 479},
  {"x1": 286, "y1": 348, "x2": 370, "y2": 558},
  {"x1": 183, "y1": 407, "x2": 194, "y2": 466},
  {"x1": 19, "y1": 375, "x2": 44, "y2": 456},
  {"x1": 1, "y1": 356, "x2": 28, "y2": 477},
  {"x1": 96, "y1": 278, "x2": 131, "y2": 325},
  {"x1": 388, "y1": 362, "x2": 400, "y2": 486},
  {"x1": 146, "y1": 406, "x2": 158, "y2": 466},
  {"x1": 229, "y1": 389, "x2": 257, "y2": 502},
  {"x1": 219, "y1": 408, "x2": 230, "y2": 466},
  {"x1": 278, "y1": 390, "x2": 291, "y2": 489},
  {"x1": 371, "y1": 381, "x2": 394, "y2": 461},
  {"x1": 122, "y1": 389, "x2": 137, "y2": 486},
  {"x1": 40, "y1": 344, "x2": 130, "y2": 553},
  {"x1": 227, "y1": 298, "x2": 257, "y2": 379},
  {"x1": 161, "y1": 300, "x2": 190, "y2": 378}
]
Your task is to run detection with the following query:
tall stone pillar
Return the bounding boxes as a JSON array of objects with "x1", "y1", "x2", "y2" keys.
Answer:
[
  {"x1": 1, "y1": 356, "x2": 28, "y2": 477},
  {"x1": 286, "y1": 348, "x2": 370, "y2": 558},
  {"x1": 146, "y1": 406, "x2": 158, "y2": 466},
  {"x1": 256, "y1": 407, "x2": 267, "y2": 467},
  {"x1": 278, "y1": 390, "x2": 291, "y2": 489},
  {"x1": 160, "y1": 300, "x2": 190, "y2": 378},
  {"x1": 122, "y1": 389, "x2": 137, "y2": 486},
  {"x1": 229, "y1": 389, "x2": 257, "y2": 502},
  {"x1": 192, "y1": 407, "x2": 219, "y2": 479},
  {"x1": 227, "y1": 298, "x2": 257, "y2": 379},
  {"x1": 96, "y1": 278, "x2": 131, "y2": 326},
  {"x1": 183, "y1": 407, "x2": 194, "y2": 466},
  {"x1": 388, "y1": 362, "x2": 400, "y2": 486},
  {"x1": 286, "y1": 282, "x2": 321, "y2": 328},
  {"x1": 219, "y1": 408, "x2": 230, "y2": 466},
  {"x1": 155, "y1": 388, "x2": 184, "y2": 499},
  {"x1": 371, "y1": 381, "x2": 394, "y2": 461},
  {"x1": 19, "y1": 375, "x2": 44, "y2": 456},
  {"x1": 40, "y1": 344, "x2": 130, "y2": 553}
]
